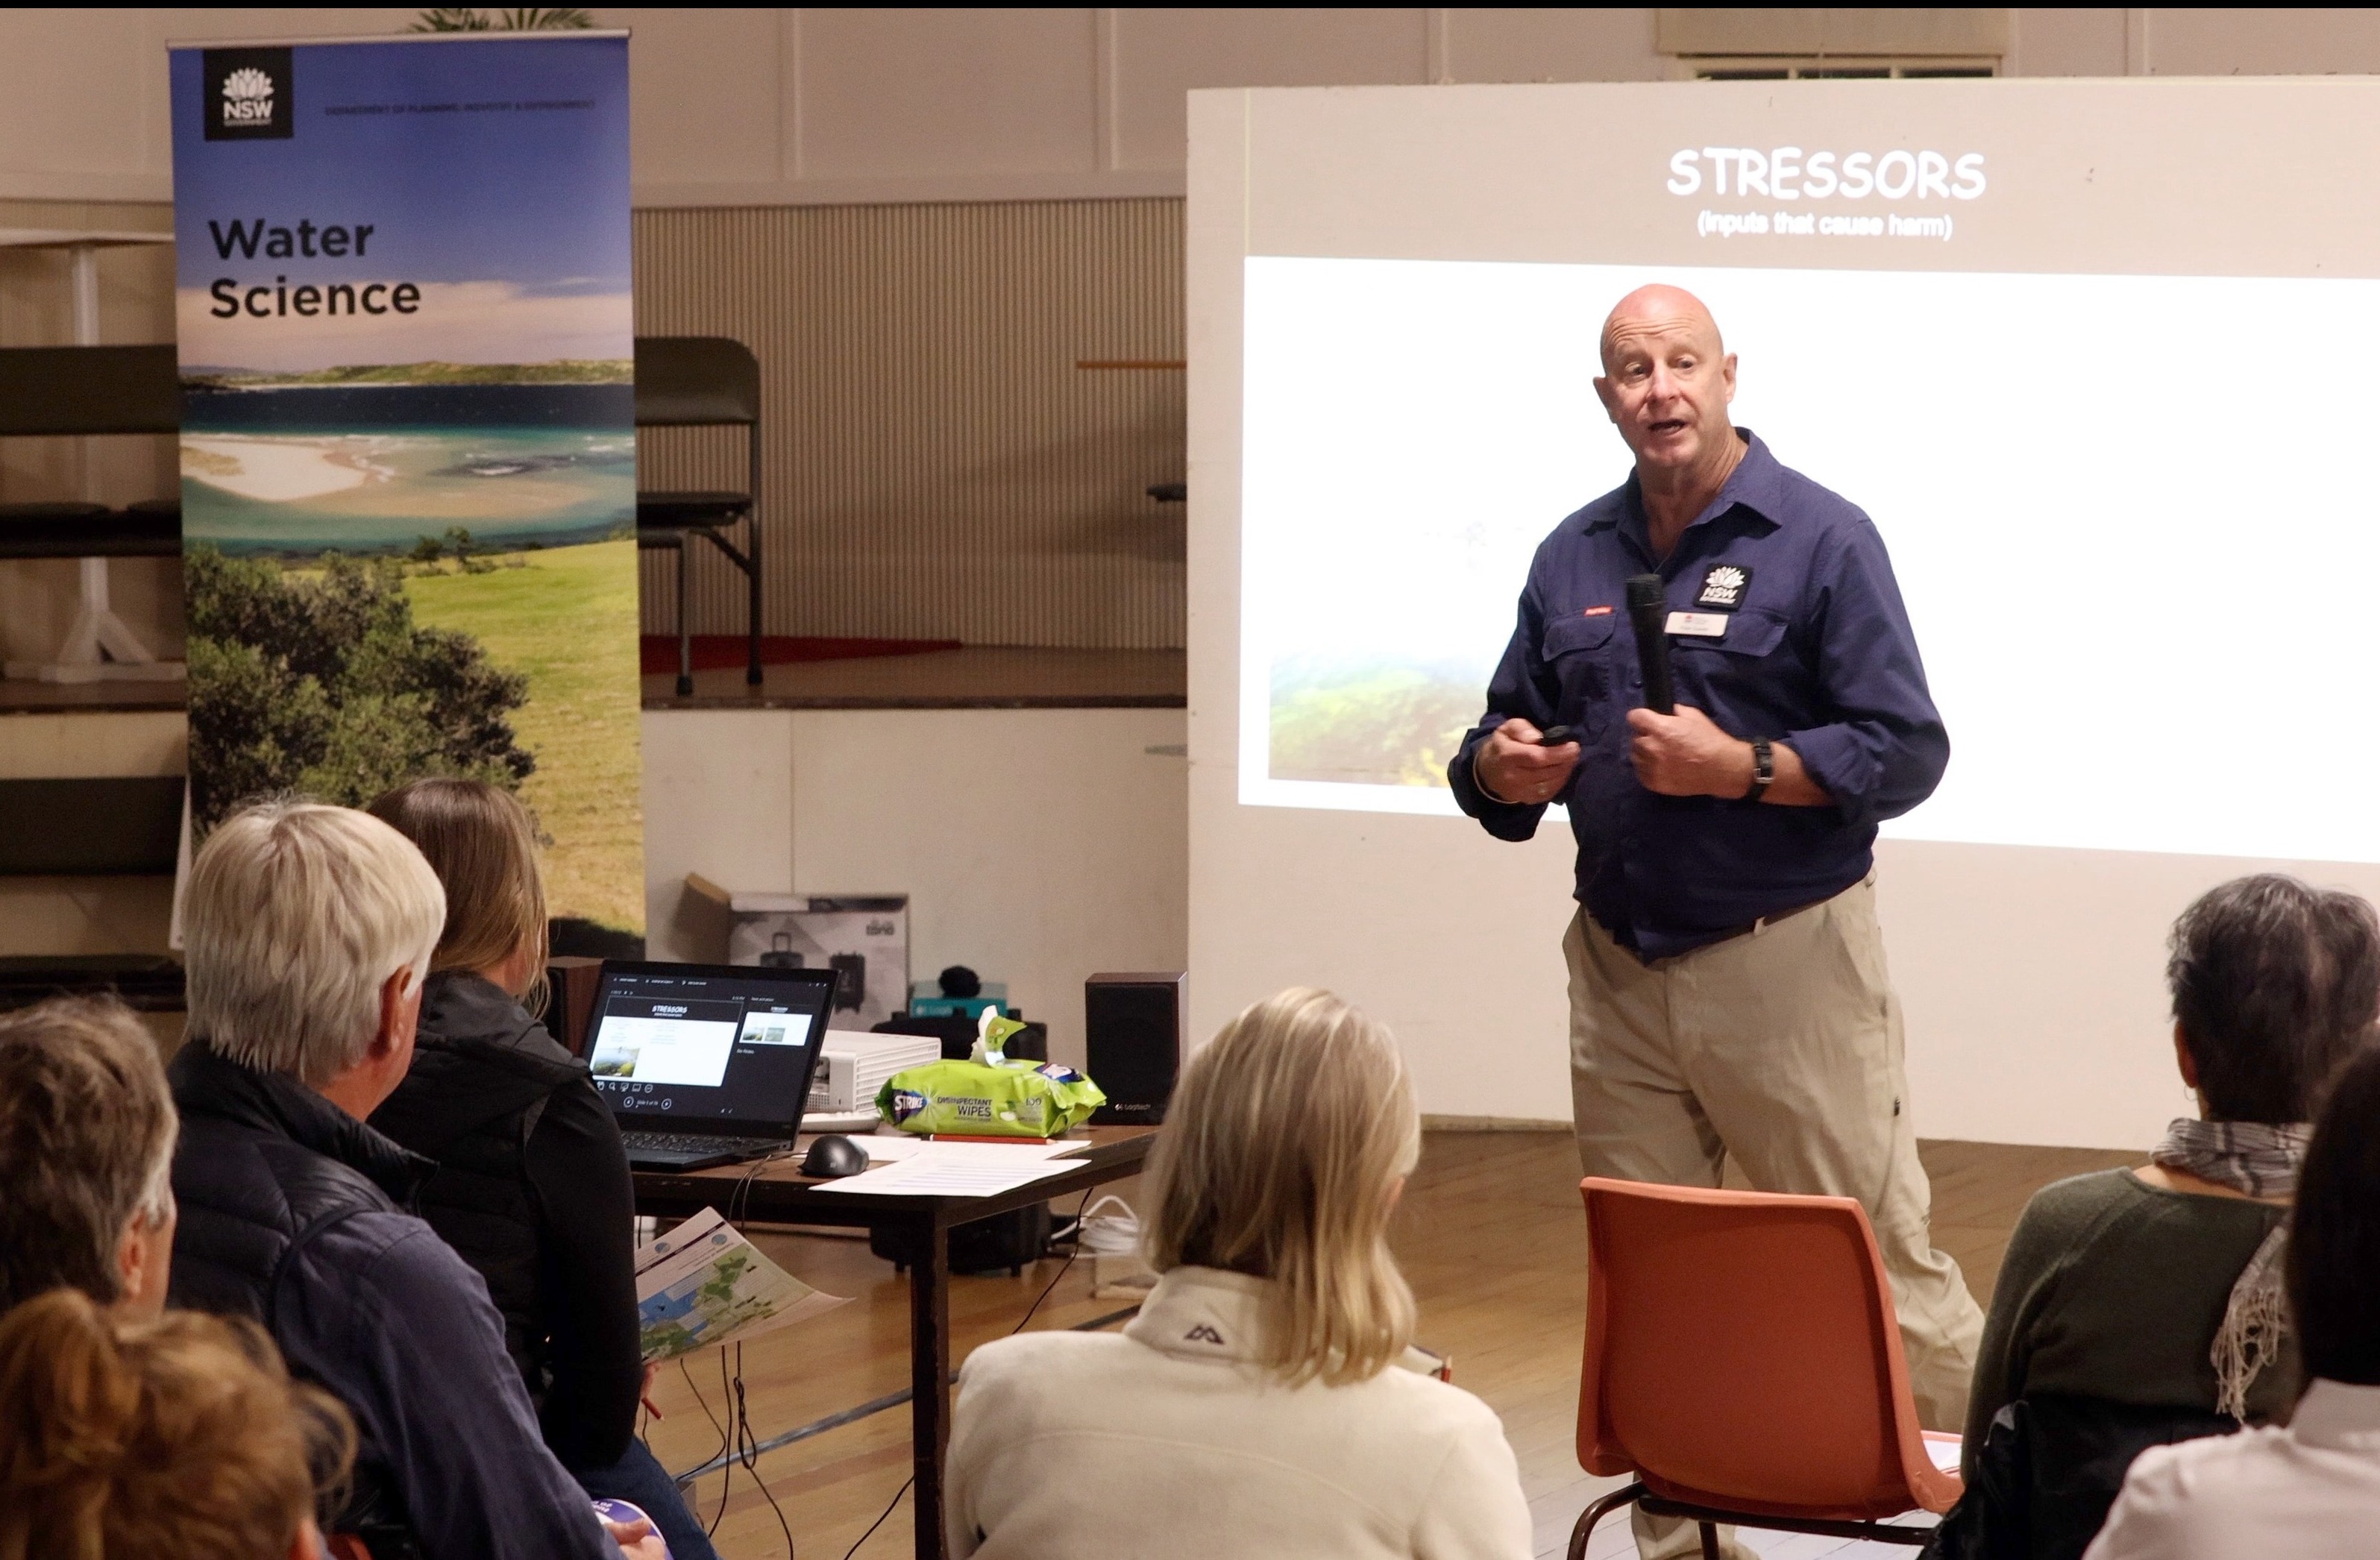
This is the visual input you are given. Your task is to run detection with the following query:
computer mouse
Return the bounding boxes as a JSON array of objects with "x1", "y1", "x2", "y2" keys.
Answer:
[{"x1": 801, "y1": 1133, "x2": 870, "y2": 1179}]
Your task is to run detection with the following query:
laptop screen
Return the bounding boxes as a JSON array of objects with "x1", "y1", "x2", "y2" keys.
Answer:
[{"x1": 587, "y1": 961, "x2": 838, "y2": 1135}]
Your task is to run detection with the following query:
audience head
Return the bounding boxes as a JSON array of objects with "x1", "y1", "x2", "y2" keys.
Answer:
[
  {"x1": 366, "y1": 778, "x2": 547, "y2": 1000},
  {"x1": 0, "y1": 997, "x2": 178, "y2": 1318},
  {"x1": 0, "y1": 1288, "x2": 352, "y2": 1560},
  {"x1": 2289, "y1": 1042, "x2": 2380, "y2": 1386},
  {"x1": 1145, "y1": 987, "x2": 1420, "y2": 1386},
  {"x1": 2165, "y1": 874, "x2": 2380, "y2": 1123},
  {"x1": 184, "y1": 800, "x2": 444, "y2": 1098}
]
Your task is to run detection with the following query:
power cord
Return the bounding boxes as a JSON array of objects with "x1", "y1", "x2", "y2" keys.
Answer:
[
  {"x1": 842, "y1": 1189, "x2": 1094, "y2": 1559},
  {"x1": 656, "y1": 1146, "x2": 810, "y2": 1556},
  {"x1": 707, "y1": 1145, "x2": 803, "y2": 1558},
  {"x1": 730, "y1": 1339, "x2": 798, "y2": 1556}
]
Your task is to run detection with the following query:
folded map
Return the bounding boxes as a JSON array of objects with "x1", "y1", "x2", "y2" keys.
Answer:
[{"x1": 634, "y1": 1207, "x2": 848, "y2": 1363}]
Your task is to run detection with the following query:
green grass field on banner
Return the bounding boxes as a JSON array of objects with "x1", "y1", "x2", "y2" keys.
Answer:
[{"x1": 406, "y1": 536, "x2": 645, "y2": 934}]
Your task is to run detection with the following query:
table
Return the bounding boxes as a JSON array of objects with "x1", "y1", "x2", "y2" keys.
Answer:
[{"x1": 631, "y1": 1127, "x2": 1157, "y2": 1559}]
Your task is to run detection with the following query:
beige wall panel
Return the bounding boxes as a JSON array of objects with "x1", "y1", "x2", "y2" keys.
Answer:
[
  {"x1": 0, "y1": 711, "x2": 185, "y2": 779},
  {"x1": 638, "y1": 705, "x2": 1190, "y2": 1071},
  {"x1": 0, "y1": 10, "x2": 418, "y2": 200},
  {"x1": 795, "y1": 8, "x2": 1099, "y2": 180},
  {"x1": 0, "y1": 11, "x2": 161, "y2": 184},
  {"x1": 1444, "y1": 8, "x2": 1666, "y2": 84},
  {"x1": 2143, "y1": 7, "x2": 2380, "y2": 76},
  {"x1": 632, "y1": 198, "x2": 1185, "y2": 647},
  {"x1": 0, "y1": 878, "x2": 175, "y2": 957},
  {"x1": 612, "y1": 7, "x2": 788, "y2": 186},
  {"x1": 640, "y1": 708, "x2": 797, "y2": 959},
  {"x1": 1112, "y1": 7, "x2": 1430, "y2": 171},
  {"x1": 2009, "y1": 7, "x2": 2126, "y2": 76},
  {"x1": 788, "y1": 705, "x2": 1189, "y2": 1072}
]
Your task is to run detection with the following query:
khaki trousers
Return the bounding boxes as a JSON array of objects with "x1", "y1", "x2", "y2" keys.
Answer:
[{"x1": 1564, "y1": 878, "x2": 1982, "y2": 1560}]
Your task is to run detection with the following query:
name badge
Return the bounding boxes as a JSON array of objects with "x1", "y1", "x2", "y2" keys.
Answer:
[{"x1": 1666, "y1": 611, "x2": 1729, "y2": 638}]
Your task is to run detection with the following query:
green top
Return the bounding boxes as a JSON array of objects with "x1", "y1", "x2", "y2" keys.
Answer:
[{"x1": 1962, "y1": 1168, "x2": 2297, "y2": 1474}]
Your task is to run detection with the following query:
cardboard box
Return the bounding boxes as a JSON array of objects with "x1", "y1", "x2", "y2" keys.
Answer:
[{"x1": 686, "y1": 875, "x2": 909, "y2": 1029}]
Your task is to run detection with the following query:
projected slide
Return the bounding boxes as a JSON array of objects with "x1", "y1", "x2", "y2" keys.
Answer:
[{"x1": 1240, "y1": 255, "x2": 2380, "y2": 864}]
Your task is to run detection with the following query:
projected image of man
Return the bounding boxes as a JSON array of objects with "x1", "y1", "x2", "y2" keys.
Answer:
[{"x1": 1448, "y1": 286, "x2": 1982, "y2": 1524}]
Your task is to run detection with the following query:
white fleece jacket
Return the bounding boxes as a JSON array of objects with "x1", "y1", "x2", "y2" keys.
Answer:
[{"x1": 946, "y1": 1265, "x2": 1535, "y2": 1560}]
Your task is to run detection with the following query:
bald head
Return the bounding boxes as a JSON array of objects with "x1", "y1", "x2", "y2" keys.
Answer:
[
  {"x1": 1599, "y1": 284, "x2": 1725, "y2": 371},
  {"x1": 1592, "y1": 283, "x2": 1739, "y2": 486}
]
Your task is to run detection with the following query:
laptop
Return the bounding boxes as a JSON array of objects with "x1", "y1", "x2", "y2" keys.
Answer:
[{"x1": 585, "y1": 960, "x2": 839, "y2": 1171}]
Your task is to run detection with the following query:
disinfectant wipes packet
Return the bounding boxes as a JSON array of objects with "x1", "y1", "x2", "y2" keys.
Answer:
[{"x1": 876, "y1": 1010, "x2": 1107, "y2": 1138}]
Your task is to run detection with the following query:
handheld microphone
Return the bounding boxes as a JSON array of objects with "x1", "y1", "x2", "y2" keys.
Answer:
[{"x1": 1624, "y1": 573, "x2": 1674, "y2": 714}]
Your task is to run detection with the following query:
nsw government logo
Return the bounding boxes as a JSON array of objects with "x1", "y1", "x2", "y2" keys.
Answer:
[
  {"x1": 203, "y1": 48, "x2": 293, "y2": 140},
  {"x1": 1696, "y1": 564, "x2": 1751, "y2": 611}
]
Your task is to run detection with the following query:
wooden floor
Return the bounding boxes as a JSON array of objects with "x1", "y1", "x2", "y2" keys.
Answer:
[{"x1": 639, "y1": 1132, "x2": 2141, "y2": 1560}]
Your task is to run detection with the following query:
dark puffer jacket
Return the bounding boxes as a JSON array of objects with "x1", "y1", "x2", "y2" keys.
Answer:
[
  {"x1": 168, "y1": 1041, "x2": 617, "y2": 1560},
  {"x1": 368, "y1": 971, "x2": 642, "y2": 1470}
]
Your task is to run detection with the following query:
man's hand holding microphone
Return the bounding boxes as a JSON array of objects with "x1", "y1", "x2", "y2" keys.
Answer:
[
  {"x1": 1477, "y1": 564, "x2": 1823, "y2": 808},
  {"x1": 1477, "y1": 707, "x2": 1760, "y2": 805}
]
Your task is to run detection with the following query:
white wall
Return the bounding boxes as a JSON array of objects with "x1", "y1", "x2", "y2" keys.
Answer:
[
  {"x1": 25, "y1": 9, "x2": 2380, "y2": 210},
  {"x1": 641, "y1": 706, "x2": 1188, "y2": 1072}
]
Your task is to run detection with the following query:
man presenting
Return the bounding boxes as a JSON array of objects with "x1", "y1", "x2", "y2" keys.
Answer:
[{"x1": 1450, "y1": 286, "x2": 1980, "y2": 1542}]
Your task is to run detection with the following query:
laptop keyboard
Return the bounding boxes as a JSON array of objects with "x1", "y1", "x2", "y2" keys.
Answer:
[{"x1": 621, "y1": 1131, "x2": 785, "y2": 1158}]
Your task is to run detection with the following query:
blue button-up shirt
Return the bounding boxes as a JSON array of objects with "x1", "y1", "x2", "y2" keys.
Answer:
[{"x1": 1448, "y1": 430, "x2": 1947, "y2": 960}]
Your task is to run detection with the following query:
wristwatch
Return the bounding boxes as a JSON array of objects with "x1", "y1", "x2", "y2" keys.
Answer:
[{"x1": 1744, "y1": 737, "x2": 1774, "y2": 802}]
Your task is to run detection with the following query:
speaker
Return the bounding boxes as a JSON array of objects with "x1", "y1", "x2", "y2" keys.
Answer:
[
  {"x1": 871, "y1": 1201, "x2": 1052, "y2": 1277},
  {"x1": 873, "y1": 1014, "x2": 1047, "y2": 1063},
  {"x1": 538, "y1": 956, "x2": 606, "y2": 1057},
  {"x1": 1085, "y1": 972, "x2": 1184, "y2": 1125}
]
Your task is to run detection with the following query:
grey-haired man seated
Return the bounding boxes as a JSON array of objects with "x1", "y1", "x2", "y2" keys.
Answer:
[{"x1": 167, "y1": 799, "x2": 661, "y2": 1560}]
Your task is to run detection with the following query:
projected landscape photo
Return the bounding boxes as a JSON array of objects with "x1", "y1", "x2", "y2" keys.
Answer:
[{"x1": 1267, "y1": 655, "x2": 1487, "y2": 789}]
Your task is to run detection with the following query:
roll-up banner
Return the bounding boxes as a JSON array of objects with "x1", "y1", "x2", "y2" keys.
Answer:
[{"x1": 168, "y1": 31, "x2": 644, "y2": 944}]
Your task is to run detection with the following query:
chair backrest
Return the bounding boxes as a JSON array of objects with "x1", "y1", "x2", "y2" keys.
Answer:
[
  {"x1": 1578, "y1": 1177, "x2": 1959, "y2": 1521},
  {"x1": 0, "y1": 345, "x2": 180, "y2": 436},
  {"x1": 633, "y1": 336, "x2": 760, "y2": 427}
]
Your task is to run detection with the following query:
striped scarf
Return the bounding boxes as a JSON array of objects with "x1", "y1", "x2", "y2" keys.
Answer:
[{"x1": 2150, "y1": 1117, "x2": 2308, "y2": 1421}]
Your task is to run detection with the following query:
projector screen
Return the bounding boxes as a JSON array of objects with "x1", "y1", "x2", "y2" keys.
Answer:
[{"x1": 1189, "y1": 78, "x2": 2380, "y2": 1146}]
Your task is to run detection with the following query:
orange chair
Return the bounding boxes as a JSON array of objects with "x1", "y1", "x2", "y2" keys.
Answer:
[{"x1": 1568, "y1": 1177, "x2": 1962, "y2": 1559}]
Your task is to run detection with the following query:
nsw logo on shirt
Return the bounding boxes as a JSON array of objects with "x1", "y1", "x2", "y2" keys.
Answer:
[{"x1": 1696, "y1": 564, "x2": 1751, "y2": 611}]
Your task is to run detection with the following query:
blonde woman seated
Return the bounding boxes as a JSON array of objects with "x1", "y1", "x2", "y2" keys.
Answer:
[
  {"x1": 945, "y1": 987, "x2": 1533, "y2": 1560},
  {"x1": 0, "y1": 1286, "x2": 354, "y2": 1560}
]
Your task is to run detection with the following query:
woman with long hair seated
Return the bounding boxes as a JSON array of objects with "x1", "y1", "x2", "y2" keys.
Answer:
[
  {"x1": 1930, "y1": 873, "x2": 2378, "y2": 1560},
  {"x1": 2085, "y1": 1036, "x2": 2380, "y2": 1556},
  {"x1": 944, "y1": 987, "x2": 1533, "y2": 1559},
  {"x1": 362, "y1": 778, "x2": 715, "y2": 1560},
  {"x1": 0, "y1": 1287, "x2": 355, "y2": 1560}
]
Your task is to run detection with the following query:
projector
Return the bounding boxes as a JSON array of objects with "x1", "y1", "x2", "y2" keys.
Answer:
[{"x1": 808, "y1": 1029, "x2": 941, "y2": 1116}]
